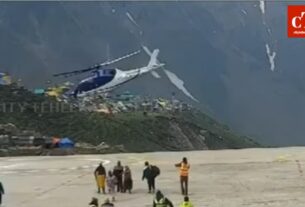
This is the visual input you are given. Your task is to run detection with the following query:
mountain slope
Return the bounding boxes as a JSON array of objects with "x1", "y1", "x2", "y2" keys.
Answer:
[
  {"x1": 0, "y1": 85, "x2": 259, "y2": 152},
  {"x1": 0, "y1": 2, "x2": 304, "y2": 145}
]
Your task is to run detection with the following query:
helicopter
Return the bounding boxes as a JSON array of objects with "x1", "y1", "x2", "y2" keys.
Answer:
[{"x1": 53, "y1": 48, "x2": 164, "y2": 98}]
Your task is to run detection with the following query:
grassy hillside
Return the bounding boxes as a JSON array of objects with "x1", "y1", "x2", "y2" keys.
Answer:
[{"x1": 0, "y1": 85, "x2": 260, "y2": 152}]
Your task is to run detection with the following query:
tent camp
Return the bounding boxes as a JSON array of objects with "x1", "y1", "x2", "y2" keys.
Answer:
[
  {"x1": 0, "y1": 73, "x2": 12, "y2": 85},
  {"x1": 59, "y1": 138, "x2": 74, "y2": 148}
]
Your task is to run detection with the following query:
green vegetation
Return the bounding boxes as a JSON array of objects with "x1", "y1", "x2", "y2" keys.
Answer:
[{"x1": 0, "y1": 85, "x2": 260, "y2": 152}]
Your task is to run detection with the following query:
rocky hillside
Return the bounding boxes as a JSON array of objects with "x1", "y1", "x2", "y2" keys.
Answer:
[{"x1": 0, "y1": 85, "x2": 259, "y2": 152}]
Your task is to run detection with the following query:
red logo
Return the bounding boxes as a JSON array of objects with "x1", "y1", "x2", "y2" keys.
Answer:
[{"x1": 288, "y1": 5, "x2": 305, "y2": 38}]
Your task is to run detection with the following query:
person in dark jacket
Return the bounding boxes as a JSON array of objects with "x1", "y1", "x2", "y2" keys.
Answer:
[
  {"x1": 123, "y1": 165, "x2": 133, "y2": 193},
  {"x1": 113, "y1": 161, "x2": 124, "y2": 193},
  {"x1": 94, "y1": 162, "x2": 106, "y2": 194},
  {"x1": 153, "y1": 190, "x2": 174, "y2": 207},
  {"x1": 142, "y1": 161, "x2": 159, "y2": 193},
  {"x1": 0, "y1": 182, "x2": 4, "y2": 206}
]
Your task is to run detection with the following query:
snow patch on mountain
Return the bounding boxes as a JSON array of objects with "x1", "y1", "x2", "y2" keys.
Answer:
[
  {"x1": 265, "y1": 44, "x2": 276, "y2": 71},
  {"x1": 259, "y1": 0, "x2": 265, "y2": 15}
]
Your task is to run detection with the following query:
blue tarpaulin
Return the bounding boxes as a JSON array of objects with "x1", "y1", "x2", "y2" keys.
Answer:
[
  {"x1": 34, "y1": 88, "x2": 45, "y2": 95},
  {"x1": 59, "y1": 138, "x2": 74, "y2": 148}
]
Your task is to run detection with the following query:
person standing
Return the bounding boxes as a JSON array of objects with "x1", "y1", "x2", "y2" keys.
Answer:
[
  {"x1": 0, "y1": 181, "x2": 4, "y2": 206},
  {"x1": 94, "y1": 162, "x2": 106, "y2": 194},
  {"x1": 175, "y1": 157, "x2": 190, "y2": 196},
  {"x1": 180, "y1": 196, "x2": 194, "y2": 207},
  {"x1": 123, "y1": 166, "x2": 133, "y2": 193},
  {"x1": 153, "y1": 190, "x2": 174, "y2": 207},
  {"x1": 106, "y1": 171, "x2": 117, "y2": 202},
  {"x1": 142, "y1": 161, "x2": 160, "y2": 193},
  {"x1": 113, "y1": 161, "x2": 124, "y2": 193}
]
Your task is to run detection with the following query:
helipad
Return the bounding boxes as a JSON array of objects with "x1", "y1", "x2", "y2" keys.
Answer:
[{"x1": 1, "y1": 147, "x2": 305, "y2": 207}]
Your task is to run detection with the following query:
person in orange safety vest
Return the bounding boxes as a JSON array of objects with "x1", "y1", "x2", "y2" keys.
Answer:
[{"x1": 175, "y1": 157, "x2": 190, "y2": 195}]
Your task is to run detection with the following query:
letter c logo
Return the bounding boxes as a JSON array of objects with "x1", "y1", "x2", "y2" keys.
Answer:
[{"x1": 292, "y1": 12, "x2": 305, "y2": 28}]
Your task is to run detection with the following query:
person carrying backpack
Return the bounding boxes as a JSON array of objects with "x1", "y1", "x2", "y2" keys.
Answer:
[{"x1": 142, "y1": 161, "x2": 160, "y2": 193}]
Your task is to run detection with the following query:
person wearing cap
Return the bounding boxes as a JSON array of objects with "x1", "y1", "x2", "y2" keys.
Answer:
[
  {"x1": 101, "y1": 198, "x2": 114, "y2": 207},
  {"x1": 0, "y1": 181, "x2": 4, "y2": 206},
  {"x1": 179, "y1": 196, "x2": 194, "y2": 207},
  {"x1": 175, "y1": 157, "x2": 190, "y2": 195},
  {"x1": 94, "y1": 162, "x2": 106, "y2": 194},
  {"x1": 153, "y1": 190, "x2": 174, "y2": 207}
]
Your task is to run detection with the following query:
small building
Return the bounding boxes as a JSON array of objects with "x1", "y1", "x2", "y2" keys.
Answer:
[
  {"x1": 0, "y1": 135, "x2": 10, "y2": 148},
  {"x1": 11, "y1": 135, "x2": 35, "y2": 146}
]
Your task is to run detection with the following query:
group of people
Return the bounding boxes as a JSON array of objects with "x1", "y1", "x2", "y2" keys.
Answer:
[
  {"x1": 0, "y1": 157, "x2": 191, "y2": 207},
  {"x1": 94, "y1": 161, "x2": 133, "y2": 201},
  {"x1": 91, "y1": 157, "x2": 192, "y2": 207}
]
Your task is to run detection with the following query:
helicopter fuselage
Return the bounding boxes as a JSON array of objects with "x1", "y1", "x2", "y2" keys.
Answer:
[
  {"x1": 74, "y1": 68, "x2": 135, "y2": 97},
  {"x1": 74, "y1": 62, "x2": 163, "y2": 98},
  {"x1": 64, "y1": 48, "x2": 163, "y2": 98}
]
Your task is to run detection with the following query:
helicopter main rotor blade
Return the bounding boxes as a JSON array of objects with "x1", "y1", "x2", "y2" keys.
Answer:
[
  {"x1": 99, "y1": 50, "x2": 141, "y2": 67},
  {"x1": 53, "y1": 66, "x2": 97, "y2": 77},
  {"x1": 53, "y1": 50, "x2": 141, "y2": 77}
]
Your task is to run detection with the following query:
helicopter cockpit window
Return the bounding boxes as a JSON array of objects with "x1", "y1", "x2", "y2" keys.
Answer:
[
  {"x1": 109, "y1": 69, "x2": 116, "y2": 75},
  {"x1": 103, "y1": 69, "x2": 116, "y2": 76}
]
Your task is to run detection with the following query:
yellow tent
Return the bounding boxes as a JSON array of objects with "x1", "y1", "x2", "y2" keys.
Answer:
[
  {"x1": 46, "y1": 85, "x2": 69, "y2": 98},
  {"x1": 0, "y1": 73, "x2": 12, "y2": 85}
]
